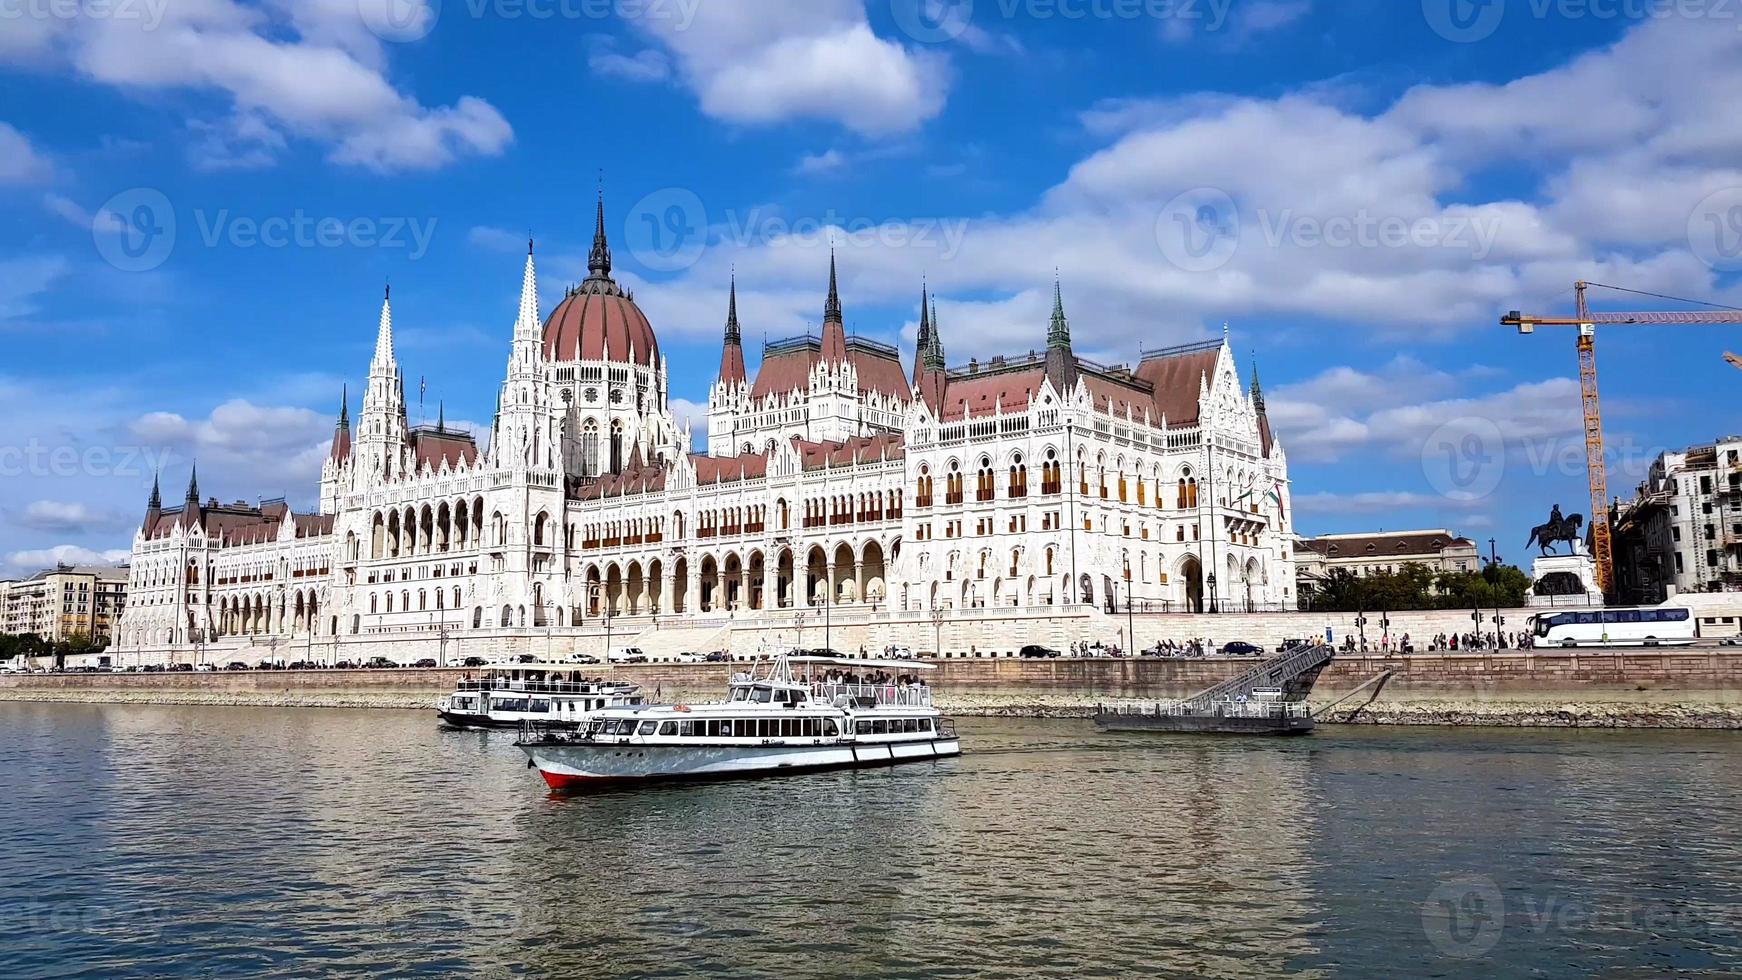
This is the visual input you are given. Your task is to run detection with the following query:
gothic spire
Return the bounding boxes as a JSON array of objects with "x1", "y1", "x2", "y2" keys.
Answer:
[
  {"x1": 821, "y1": 250, "x2": 847, "y2": 364},
  {"x1": 824, "y1": 249, "x2": 843, "y2": 325},
  {"x1": 373, "y1": 284, "x2": 395, "y2": 366},
  {"x1": 913, "y1": 283, "x2": 932, "y2": 387},
  {"x1": 1047, "y1": 278, "x2": 1071, "y2": 350},
  {"x1": 718, "y1": 274, "x2": 747, "y2": 385},
  {"x1": 1249, "y1": 355, "x2": 1266, "y2": 411},
  {"x1": 330, "y1": 386, "x2": 353, "y2": 463},
  {"x1": 925, "y1": 295, "x2": 945, "y2": 372},
  {"x1": 587, "y1": 192, "x2": 612, "y2": 280},
  {"x1": 185, "y1": 463, "x2": 199, "y2": 503},
  {"x1": 337, "y1": 385, "x2": 349, "y2": 427},
  {"x1": 516, "y1": 238, "x2": 541, "y2": 340},
  {"x1": 148, "y1": 472, "x2": 161, "y2": 509}
]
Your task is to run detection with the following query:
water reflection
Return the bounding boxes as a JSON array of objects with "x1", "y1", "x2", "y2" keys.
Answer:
[{"x1": 1, "y1": 705, "x2": 1739, "y2": 978}]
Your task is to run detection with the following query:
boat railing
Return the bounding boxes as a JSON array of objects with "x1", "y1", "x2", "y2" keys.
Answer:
[
  {"x1": 456, "y1": 679, "x2": 635, "y2": 695},
  {"x1": 1101, "y1": 699, "x2": 1312, "y2": 720},
  {"x1": 809, "y1": 682, "x2": 932, "y2": 708}
]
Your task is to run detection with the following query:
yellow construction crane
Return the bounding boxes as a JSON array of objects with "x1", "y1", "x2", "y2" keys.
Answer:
[{"x1": 1503, "y1": 281, "x2": 1742, "y2": 598}]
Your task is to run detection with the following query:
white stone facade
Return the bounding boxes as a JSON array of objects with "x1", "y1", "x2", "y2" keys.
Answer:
[{"x1": 116, "y1": 212, "x2": 1296, "y2": 660}]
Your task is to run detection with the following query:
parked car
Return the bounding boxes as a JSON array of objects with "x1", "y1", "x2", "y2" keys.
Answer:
[
  {"x1": 224, "y1": 662, "x2": 249, "y2": 671},
  {"x1": 168, "y1": 663, "x2": 194, "y2": 673},
  {"x1": 1019, "y1": 645, "x2": 1061, "y2": 659},
  {"x1": 611, "y1": 647, "x2": 648, "y2": 664},
  {"x1": 194, "y1": 663, "x2": 217, "y2": 672},
  {"x1": 1221, "y1": 641, "x2": 1263, "y2": 657},
  {"x1": 333, "y1": 660, "x2": 358, "y2": 670},
  {"x1": 365, "y1": 657, "x2": 397, "y2": 669},
  {"x1": 703, "y1": 651, "x2": 731, "y2": 663},
  {"x1": 413, "y1": 658, "x2": 437, "y2": 668},
  {"x1": 460, "y1": 656, "x2": 488, "y2": 668}
]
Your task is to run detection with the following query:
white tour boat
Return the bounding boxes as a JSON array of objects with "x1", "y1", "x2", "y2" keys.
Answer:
[
  {"x1": 517, "y1": 655, "x2": 960, "y2": 790},
  {"x1": 438, "y1": 662, "x2": 645, "y2": 729}
]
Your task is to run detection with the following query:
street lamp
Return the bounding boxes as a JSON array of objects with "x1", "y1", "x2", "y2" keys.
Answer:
[
  {"x1": 1123, "y1": 557, "x2": 1135, "y2": 656},
  {"x1": 794, "y1": 611, "x2": 806, "y2": 654},
  {"x1": 930, "y1": 605, "x2": 946, "y2": 659},
  {"x1": 1206, "y1": 571, "x2": 1219, "y2": 614}
]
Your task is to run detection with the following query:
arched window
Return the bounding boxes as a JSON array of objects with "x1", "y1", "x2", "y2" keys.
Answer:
[
  {"x1": 609, "y1": 420, "x2": 624, "y2": 474},
  {"x1": 581, "y1": 420, "x2": 600, "y2": 478}
]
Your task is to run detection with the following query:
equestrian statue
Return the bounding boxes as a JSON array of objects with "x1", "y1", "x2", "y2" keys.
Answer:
[{"x1": 1526, "y1": 504, "x2": 1585, "y2": 557}]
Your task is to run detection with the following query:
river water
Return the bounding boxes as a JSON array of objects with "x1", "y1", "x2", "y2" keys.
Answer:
[{"x1": 2, "y1": 703, "x2": 1740, "y2": 978}]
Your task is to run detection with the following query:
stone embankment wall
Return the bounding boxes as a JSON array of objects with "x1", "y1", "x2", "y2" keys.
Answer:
[{"x1": 7, "y1": 651, "x2": 1742, "y2": 728}]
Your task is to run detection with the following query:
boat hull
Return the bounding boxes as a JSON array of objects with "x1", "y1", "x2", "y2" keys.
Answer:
[
  {"x1": 521, "y1": 737, "x2": 962, "y2": 790},
  {"x1": 1094, "y1": 712, "x2": 1314, "y2": 736}
]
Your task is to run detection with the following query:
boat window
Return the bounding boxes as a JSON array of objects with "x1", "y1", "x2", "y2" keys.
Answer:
[
  {"x1": 753, "y1": 687, "x2": 773, "y2": 704},
  {"x1": 823, "y1": 720, "x2": 839, "y2": 737},
  {"x1": 658, "y1": 721, "x2": 677, "y2": 736},
  {"x1": 530, "y1": 700, "x2": 550, "y2": 713},
  {"x1": 731, "y1": 688, "x2": 749, "y2": 702},
  {"x1": 920, "y1": 718, "x2": 933, "y2": 732},
  {"x1": 638, "y1": 720, "x2": 658, "y2": 735},
  {"x1": 873, "y1": 720, "x2": 888, "y2": 735},
  {"x1": 720, "y1": 721, "x2": 734, "y2": 737},
  {"x1": 856, "y1": 720, "x2": 872, "y2": 734}
]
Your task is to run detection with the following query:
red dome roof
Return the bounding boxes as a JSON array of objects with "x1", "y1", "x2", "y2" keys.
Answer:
[{"x1": 542, "y1": 278, "x2": 660, "y2": 366}]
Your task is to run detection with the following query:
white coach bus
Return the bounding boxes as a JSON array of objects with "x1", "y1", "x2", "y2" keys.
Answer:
[{"x1": 1529, "y1": 607, "x2": 1697, "y2": 648}]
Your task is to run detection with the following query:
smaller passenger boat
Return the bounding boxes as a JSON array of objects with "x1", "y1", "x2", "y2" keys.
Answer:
[
  {"x1": 517, "y1": 654, "x2": 960, "y2": 790},
  {"x1": 1094, "y1": 695, "x2": 1314, "y2": 736},
  {"x1": 438, "y1": 662, "x2": 644, "y2": 730}
]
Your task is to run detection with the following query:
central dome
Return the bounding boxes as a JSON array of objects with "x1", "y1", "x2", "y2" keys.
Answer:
[{"x1": 541, "y1": 198, "x2": 660, "y2": 367}]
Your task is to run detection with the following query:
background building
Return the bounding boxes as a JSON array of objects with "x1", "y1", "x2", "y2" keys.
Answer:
[
  {"x1": 1613, "y1": 437, "x2": 1742, "y2": 603},
  {"x1": 1, "y1": 564, "x2": 129, "y2": 644},
  {"x1": 1294, "y1": 530, "x2": 1479, "y2": 597}
]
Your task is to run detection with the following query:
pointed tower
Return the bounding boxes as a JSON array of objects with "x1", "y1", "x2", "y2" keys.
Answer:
[
  {"x1": 180, "y1": 464, "x2": 203, "y2": 532},
  {"x1": 718, "y1": 275, "x2": 746, "y2": 385},
  {"x1": 588, "y1": 192, "x2": 612, "y2": 280},
  {"x1": 912, "y1": 284, "x2": 931, "y2": 388},
  {"x1": 142, "y1": 472, "x2": 162, "y2": 535},
  {"x1": 329, "y1": 386, "x2": 352, "y2": 463},
  {"x1": 356, "y1": 286, "x2": 409, "y2": 482},
  {"x1": 1249, "y1": 356, "x2": 1266, "y2": 412},
  {"x1": 1044, "y1": 278, "x2": 1078, "y2": 392},
  {"x1": 821, "y1": 250, "x2": 847, "y2": 365},
  {"x1": 494, "y1": 240, "x2": 557, "y2": 473}
]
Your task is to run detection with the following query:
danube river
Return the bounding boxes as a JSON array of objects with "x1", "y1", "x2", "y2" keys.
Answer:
[{"x1": 3, "y1": 704, "x2": 1740, "y2": 978}]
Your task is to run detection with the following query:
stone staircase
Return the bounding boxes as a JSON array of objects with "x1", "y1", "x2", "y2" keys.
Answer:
[{"x1": 627, "y1": 620, "x2": 735, "y2": 661}]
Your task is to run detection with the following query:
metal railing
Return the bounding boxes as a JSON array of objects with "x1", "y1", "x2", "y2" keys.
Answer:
[
  {"x1": 455, "y1": 679, "x2": 637, "y2": 695},
  {"x1": 1101, "y1": 699, "x2": 1312, "y2": 720},
  {"x1": 810, "y1": 682, "x2": 932, "y2": 707}
]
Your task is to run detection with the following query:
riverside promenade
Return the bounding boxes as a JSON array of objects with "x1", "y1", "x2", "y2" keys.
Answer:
[{"x1": 6, "y1": 650, "x2": 1742, "y2": 728}]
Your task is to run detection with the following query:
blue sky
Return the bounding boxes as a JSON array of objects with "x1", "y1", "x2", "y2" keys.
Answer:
[{"x1": 2, "y1": 0, "x2": 1740, "y2": 575}]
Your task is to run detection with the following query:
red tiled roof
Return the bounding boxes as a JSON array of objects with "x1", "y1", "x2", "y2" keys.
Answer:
[
  {"x1": 939, "y1": 367, "x2": 1045, "y2": 422},
  {"x1": 412, "y1": 429, "x2": 478, "y2": 471},
  {"x1": 1134, "y1": 347, "x2": 1219, "y2": 425},
  {"x1": 1295, "y1": 531, "x2": 1476, "y2": 558},
  {"x1": 693, "y1": 451, "x2": 769, "y2": 485},
  {"x1": 850, "y1": 346, "x2": 912, "y2": 402},
  {"x1": 1082, "y1": 370, "x2": 1149, "y2": 419},
  {"x1": 542, "y1": 281, "x2": 660, "y2": 366},
  {"x1": 751, "y1": 346, "x2": 818, "y2": 400},
  {"x1": 792, "y1": 432, "x2": 905, "y2": 470}
]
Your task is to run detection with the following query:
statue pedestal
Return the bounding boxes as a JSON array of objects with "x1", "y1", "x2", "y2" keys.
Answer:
[{"x1": 1528, "y1": 553, "x2": 1604, "y2": 608}]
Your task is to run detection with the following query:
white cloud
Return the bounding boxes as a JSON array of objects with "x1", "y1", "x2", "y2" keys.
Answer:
[
  {"x1": 468, "y1": 226, "x2": 530, "y2": 253},
  {"x1": 3, "y1": 2, "x2": 511, "y2": 172},
  {"x1": 793, "y1": 149, "x2": 848, "y2": 176},
  {"x1": 127, "y1": 399, "x2": 332, "y2": 496},
  {"x1": 3, "y1": 545, "x2": 131, "y2": 576},
  {"x1": 668, "y1": 397, "x2": 709, "y2": 451},
  {"x1": 589, "y1": 44, "x2": 670, "y2": 83},
  {"x1": 17, "y1": 500, "x2": 126, "y2": 533},
  {"x1": 0, "y1": 255, "x2": 72, "y2": 321},
  {"x1": 0, "y1": 122, "x2": 52, "y2": 184},
  {"x1": 620, "y1": 2, "x2": 949, "y2": 135}
]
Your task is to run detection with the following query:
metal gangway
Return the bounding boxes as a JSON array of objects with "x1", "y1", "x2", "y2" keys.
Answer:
[{"x1": 1178, "y1": 643, "x2": 1337, "y2": 710}]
